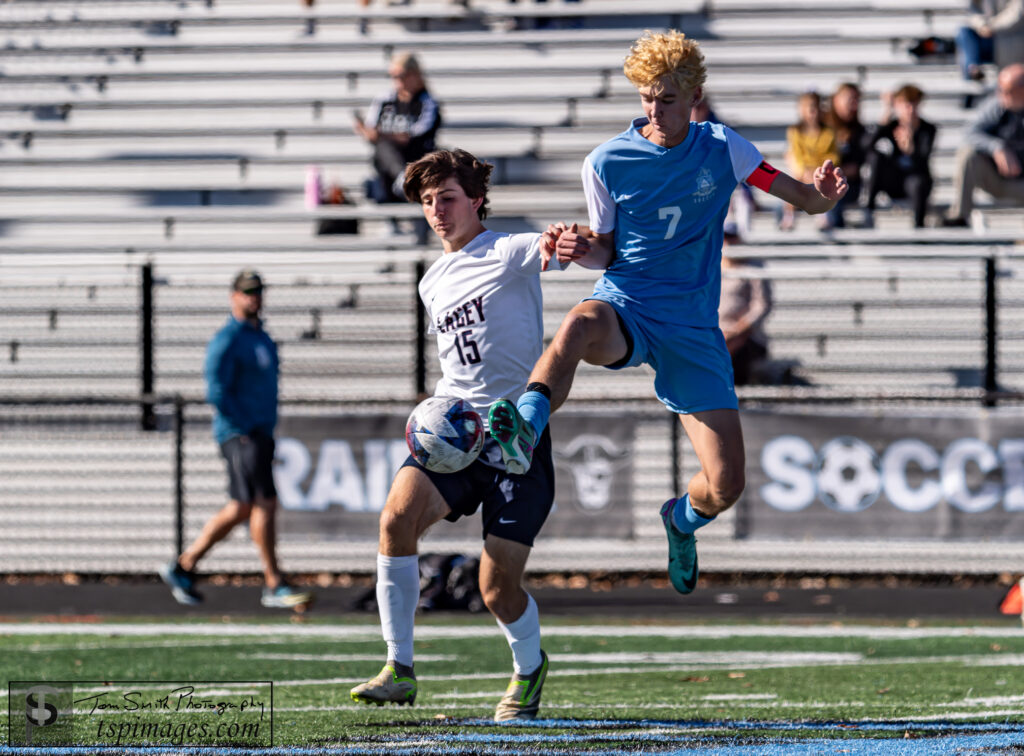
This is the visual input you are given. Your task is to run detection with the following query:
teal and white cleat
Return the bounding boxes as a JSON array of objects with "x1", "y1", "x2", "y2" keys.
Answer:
[
  {"x1": 487, "y1": 399, "x2": 537, "y2": 475},
  {"x1": 494, "y1": 651, "x2": 548, "y2": 722},
  {"x1": 660, "y1": 498, "x2": 699, "y2": 595},
  {"x1": 260, "y1": 582, "x2": 313, "y2": 609},
  {"x1": 159, "y1": 560, "x2": 203, "y2": 606},
  {"x1": 350, "y1": 663, "x2": 417, "y2": 706}
]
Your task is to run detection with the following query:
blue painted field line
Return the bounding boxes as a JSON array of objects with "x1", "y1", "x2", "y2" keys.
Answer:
[
  {"x1": 6, "y1": 736, "x2": 1024, "y2": 756},
  {"x1": 3, "y1": 720, "x2": 1022, "y2": 755}
]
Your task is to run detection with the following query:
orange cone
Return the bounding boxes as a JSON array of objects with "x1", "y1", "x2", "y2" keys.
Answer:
[{"x1": 1000, "y1": 580, "x2": 1023, "y2": 615}]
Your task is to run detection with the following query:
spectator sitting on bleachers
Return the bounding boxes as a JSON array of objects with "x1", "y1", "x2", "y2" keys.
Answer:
[
  {"x1": 942, "y1": 63, "x2": 1024, "y2": 227},
  {"x1": 955, "y1": 0, "x2": 1024, "y2": 83},
  {"x1": 863, "y1": 84, "x2": 936, "y2": 229},
  {"x1": 719, "y1": 221, "x2": 773, "y2": 386},
  {"x1": 353, "y1": 52, "x2": 442, "y2": 205},
  {"x1": 782, "y1": 91, "x2": 839, "y2": 231},
  {"x1": 824, "y1": 82, "x2": 868, "y2": 229}
]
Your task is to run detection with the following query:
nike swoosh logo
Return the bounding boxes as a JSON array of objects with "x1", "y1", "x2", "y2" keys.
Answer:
[{"x1": 498, "y1": 517, "x2": 517, "y2": 525}]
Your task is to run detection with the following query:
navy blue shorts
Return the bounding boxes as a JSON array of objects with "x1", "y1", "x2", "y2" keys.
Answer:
[
  {"x1": 220, "y1": 432, "x2": 277, "y2": 503},
  {"x1": 400, "y1": 429, "x2": 555, "y2": 547}
]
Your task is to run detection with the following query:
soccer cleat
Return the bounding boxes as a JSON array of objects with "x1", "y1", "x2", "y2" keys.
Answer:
[
  {"x1": 487, "y1": 399, "x2": 537, "y2": 475},
  {"x1": 495, "y1": 650, "x2": 548, "y2": 721},
  {"x1": 660, "y1": 499, "x2": 699, "y2": 595},
  {"x1": 159, "y1": 560, "x2": 203, "y2": 606},
  {"x1": 260, "y1": 581, "x2": 313, "y2": 609},
  {"x1": 350, "y1": 663, "x2": 417, "y2": 706}
]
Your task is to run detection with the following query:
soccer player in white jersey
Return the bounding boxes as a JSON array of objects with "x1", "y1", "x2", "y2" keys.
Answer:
[
  {"x1": 350, "y1": 149, "x2": 610, "y2": 721},
  {"x1": 490, "y1": 31, "x2": 848, "y2": 595}
]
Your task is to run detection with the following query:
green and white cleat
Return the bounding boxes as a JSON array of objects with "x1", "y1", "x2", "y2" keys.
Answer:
[
  {"x1": 350, "y1": 662, "x2": 417, "y2": 707},
  {"x1": 487, "y1": 399, "x2": 537, "y2": 475},
  {"x1": 660, "y1": 498, "x2": 699, "y2": 595},
  {"x1": 494, "y1": 650, "x2": 548, "y2": 722}
]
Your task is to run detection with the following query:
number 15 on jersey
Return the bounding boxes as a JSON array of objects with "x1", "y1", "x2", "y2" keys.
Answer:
[{"x1": 454, "y1": 330, "x2": 481, "y2": 365}]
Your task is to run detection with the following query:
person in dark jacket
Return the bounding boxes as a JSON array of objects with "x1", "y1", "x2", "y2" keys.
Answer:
[
  {"x1": 943, "y1": 63, "x2": 1024, "y2": 226},
  {"x1": 824, "y1": 82, "x2": 868, "y2": 228},
  {"x1": 354, "y1": 52, "x2": 442, "y2": 204},
  {"x1": 159, "y1": 270, "x2": 312, "y2": 610},
  {"x1": 863, "y1": 84, "x2": 937, "y2": 229}
]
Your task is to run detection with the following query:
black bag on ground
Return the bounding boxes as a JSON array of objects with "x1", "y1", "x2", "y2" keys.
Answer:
[
  {"x1": 350, "y1": 552, "x2": 484, "y2": 613},
  {"x1": 418, "y1": 553, "x2": 484, "y2": 613}
]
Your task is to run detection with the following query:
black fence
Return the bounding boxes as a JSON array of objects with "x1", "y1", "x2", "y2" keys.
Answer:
[{"x1": 1, "y1": 252, "x2": 1020, "y2": 413}]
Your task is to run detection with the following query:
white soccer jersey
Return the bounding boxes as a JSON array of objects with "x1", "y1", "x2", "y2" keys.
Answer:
[{"x1": 418, "y1": 229, "x2": 561, "y2": 420}]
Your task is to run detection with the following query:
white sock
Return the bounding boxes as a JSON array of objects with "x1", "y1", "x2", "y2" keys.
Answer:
[
  {"x1": 376, "y1": 553, "x2": 419, "y2": 667},
  {"x1": 496, "y1": 594, "x2": 542, "y2": 675}
]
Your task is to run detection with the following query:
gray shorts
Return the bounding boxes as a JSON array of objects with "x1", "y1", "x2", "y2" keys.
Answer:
[{"x1": 220, "y1": 432, "x2": 277, "y2": 503}]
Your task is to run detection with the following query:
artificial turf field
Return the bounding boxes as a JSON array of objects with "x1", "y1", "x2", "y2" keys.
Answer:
[{"x1": 3, "y1": 616, "x2": 1024, "y2": 755}]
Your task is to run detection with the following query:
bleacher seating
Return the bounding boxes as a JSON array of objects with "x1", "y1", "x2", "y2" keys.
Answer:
[{"x1": 2, "y1": 0, "x2": 1024, "y2": 575}]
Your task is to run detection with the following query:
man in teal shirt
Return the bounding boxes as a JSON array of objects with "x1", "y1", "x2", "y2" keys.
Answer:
[{"x1": 160, "y1": 269, "x2": 312, "y2": 610}]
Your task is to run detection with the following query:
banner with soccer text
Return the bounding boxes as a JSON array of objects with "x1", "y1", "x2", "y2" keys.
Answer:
[
  {"x1": 274, "y1": 410, "x2": 634, "y2": 539},
  {"x1": 740, "y1": 407, "x2": 1024, "y2": 539}
]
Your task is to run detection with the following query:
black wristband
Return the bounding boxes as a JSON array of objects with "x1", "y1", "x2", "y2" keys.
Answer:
[{"x1": 525, "y1": 382, "x2": 552, "y2": 400}]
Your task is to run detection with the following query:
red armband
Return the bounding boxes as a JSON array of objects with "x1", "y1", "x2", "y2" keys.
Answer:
[{"x1": 746, "y1": 160, "x2": 781, "y2": 192}]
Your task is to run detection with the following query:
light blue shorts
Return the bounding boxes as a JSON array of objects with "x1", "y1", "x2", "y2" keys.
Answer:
[{"x1": 587, "y1": 296, "x2": 738, "y2": 415}]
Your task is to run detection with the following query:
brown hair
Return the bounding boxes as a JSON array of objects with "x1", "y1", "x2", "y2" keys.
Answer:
[
  {"x1": 623, "y1": 30, "x2": 706, "y2": 94},
  {"x1": 825, "y1": 82, "x2": 862, "y2": 144},
  {"x1": 403, "y1": 149, "x2": 493, "y2": 220},
  {"x1": 793, "y1": 91, "x2": 826, "y2": 132},
  {"x1": 893, "y1": 84, "x2": 924, "y2": 104}
]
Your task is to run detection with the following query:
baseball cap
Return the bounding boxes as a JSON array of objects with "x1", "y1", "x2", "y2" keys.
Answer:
[{"x1": 233, "y1": 269, "x2": 264, "y2": 293}]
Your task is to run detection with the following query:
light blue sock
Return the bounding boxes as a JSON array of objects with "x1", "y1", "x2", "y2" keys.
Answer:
[
  {"x1": 671, "y1": 493, "x2": 715, "y2": 535},
  {"x1": 516, "y1": 391, "x2": 550, "y2": 438}
]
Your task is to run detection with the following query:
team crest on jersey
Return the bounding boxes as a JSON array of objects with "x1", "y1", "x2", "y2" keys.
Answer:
[{"x1": 694, "y1": 167, "x2": 716, "y2": 202}]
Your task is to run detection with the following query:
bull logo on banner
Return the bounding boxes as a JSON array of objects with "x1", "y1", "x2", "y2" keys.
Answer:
[
  {"x1": 273, "y1": 412, "x2": 635, "y2": 539},
  {"x1": 554, "y1": 434, "x2": 631, "y2": 514}
]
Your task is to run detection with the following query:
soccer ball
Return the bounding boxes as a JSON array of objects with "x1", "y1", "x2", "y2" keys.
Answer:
[
  {"x1": 405, "y1": 396, "x2": 484, "y2": 473},
  {"x1": 815, "y1": 436, "x2": 882, "y2": 512}
]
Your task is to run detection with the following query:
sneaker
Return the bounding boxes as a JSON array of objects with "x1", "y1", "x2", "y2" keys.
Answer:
[
  {"x1": 940, "y1": 216, "x2": 969, "y2": 228},
  {"x1": 488, "y1": 399, "x2": 537, "y2": 475},
  {"x1": 660, "y1": 499, "x2": 699, "y2": 595},
  {"x1": 158, "y1": 560, "x2": 202, "y2": 606},
  {"x1": 494, "y1": 650, "x2": 548, "y2": 722},
  {"x1": 350, "y1": 662, "x2": 417, "y2": 706},
  {"x1": 260, "y1": 581, "x2": 312, "y2": 609}
]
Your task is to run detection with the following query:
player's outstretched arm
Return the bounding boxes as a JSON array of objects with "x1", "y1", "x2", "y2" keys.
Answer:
[
  {"x1": 541, "y1": 223, "x2": 614, "y2": 271},
  {"x1": 765, "y1": 159, "x2": 848, "y2": 216}
]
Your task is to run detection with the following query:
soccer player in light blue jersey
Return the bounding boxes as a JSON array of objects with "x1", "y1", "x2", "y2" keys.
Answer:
[{"x1": 490, "y1": 30, "x2": 848, "y2": 595}]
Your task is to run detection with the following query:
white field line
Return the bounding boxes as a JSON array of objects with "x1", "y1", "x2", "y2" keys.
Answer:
[
  {"x1": 4, "y1": 622, "x2": 1024, "y2": 640},
  {"x1": 543, "y1": 651, "x2": 862, "y2": 664},
  {"x1": 18, "y1": 638, "x2": 307, "y2": 652},
  {"x1": 259, "y1": 701, "x2": 1024, "y2": 716},
  {"x1": 880, "y1": 709, "x2": 1024, "y2": 721},
  {"x1": 58, "y1": 683, "x2": 267, "y2": 698},
  {"x1": 244, "y1": 653, "x2": 456, "y2": 662},
  {"x1": 942, "y1": 694, "x2": 1024, "y2": 706},
  {"x1": 242, "y1": 650, "x2": 863, "y2": 666},
  {"x1": 3, "y1": 652, "x2": 1022, "y2": 702}
]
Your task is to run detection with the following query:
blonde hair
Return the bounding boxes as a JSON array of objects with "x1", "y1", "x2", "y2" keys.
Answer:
[
  {"x1": 623, "y1": 30, "x2": 706, "y2": 93},
  {"x1": 390, "y1": 51, "x2": 421, "y2": 75}
]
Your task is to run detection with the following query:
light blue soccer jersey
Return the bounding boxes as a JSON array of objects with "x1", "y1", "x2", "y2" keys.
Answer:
[{"x1": 583, "y1": 118, "x2": 763, "y2": 328}]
